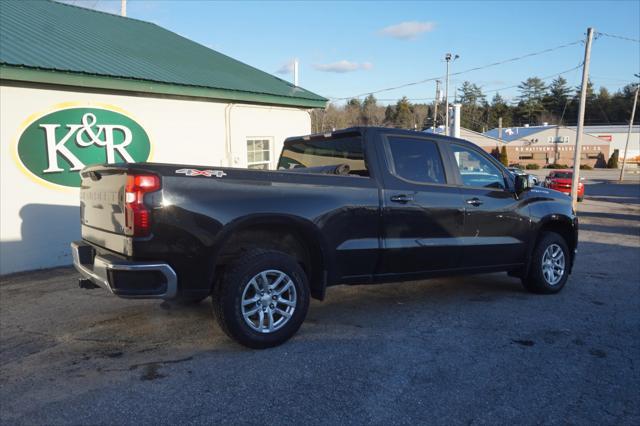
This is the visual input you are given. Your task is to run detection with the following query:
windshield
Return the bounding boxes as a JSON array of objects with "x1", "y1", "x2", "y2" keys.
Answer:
[
  {"x1": 552, "y1": 172, "x2": 572, "y2": 179},
  {"x1": 278, "y1": 134, "x2": 368, "y2": 176}
]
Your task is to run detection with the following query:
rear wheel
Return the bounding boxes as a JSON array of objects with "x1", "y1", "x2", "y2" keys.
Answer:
[
  {"x1": 212, "y1": 249, "x2": 309, "y2": 349},
  {"x1": 522, "y1": 231, "x2": 570, "y2": 294}
]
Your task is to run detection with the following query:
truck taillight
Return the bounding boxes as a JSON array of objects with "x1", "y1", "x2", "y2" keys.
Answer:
[{"x1": 124, "y1": 174, "x2": 160, "y2": 237}]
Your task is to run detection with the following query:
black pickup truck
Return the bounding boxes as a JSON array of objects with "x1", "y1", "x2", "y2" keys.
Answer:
[{"x1": 72, "y1": 127, "x2": 578, "y2": 348}]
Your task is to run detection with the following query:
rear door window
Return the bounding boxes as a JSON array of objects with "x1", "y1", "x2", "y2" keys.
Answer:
[{"x1": 386, "y1": 136, "x2": 446, "y2": 184}]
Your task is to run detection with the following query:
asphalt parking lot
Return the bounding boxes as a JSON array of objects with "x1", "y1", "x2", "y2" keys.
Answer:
[{"x1": 1, "y1": 177, "x2": 639, "y2": 425}]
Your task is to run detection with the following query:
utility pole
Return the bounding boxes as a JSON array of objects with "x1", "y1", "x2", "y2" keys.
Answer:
[
  {"x1": 433, "y1": 80, "x2": 441, "y2": 132},
  {"x1": 571, "y1": 27, "x2": 594, "y2": 209},
  {"x1": 619, "y1": 82, "x2": 639, "y2": 182},
  {"x1": 121, "y1": 0, "x2": 127, "y2": 17},
  {"x1": 444, "y1": 53, "x2": 459, "y2": 136}
]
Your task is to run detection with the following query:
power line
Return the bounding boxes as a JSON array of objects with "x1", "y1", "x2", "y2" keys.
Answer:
[
  {"x1": 372, "y1": 63, "x2": 584, "y2": 103},
  {"x1": 328, "y1": 38, "x2": 584, "y2": 101},
  {"x1": 596, "y1": 31, "x2": 640, "y2": 43}
]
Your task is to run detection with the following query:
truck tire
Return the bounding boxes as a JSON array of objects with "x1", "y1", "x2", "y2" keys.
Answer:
[
  {"x1": 522, "y1": 231, "x2": 570, "y2": 294},
  {"x1": 212, "y1": 249, "x2": 310, "y2": 349}
]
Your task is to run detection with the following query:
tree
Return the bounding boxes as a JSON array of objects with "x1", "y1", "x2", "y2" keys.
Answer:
[
  {"x1": 607, "y1": 149, "x2": 619, "y2": 168},
  {"x1": 517, "y1": 77, "x2": 547, "y2": 124},
  {"x1": 394, "y1": 97, "x2": 414, "y2": 128},
  {"x1": 500, "y1": 145, "x2": 509, "y2": 166},
  {"x1": 487, "y1": 92, "x2": 513, "y2": 130},
  {"x1": 458, "y1": 81, "x2": 486, "y2": 106},
  {"x1": 361, "y1": 94, "x2": 385, "y2": 126},
  {"x1": 344, "y1": 98, "x2": 362, "y2": 126},
  {"x1": 592, "y1": 87, "x2": 611, "y2": 124},
  {"x1": 457, "y1": 81, "x2": 487, "y2": 131},
  {"x1": 490, "y1": 146, "x2": 501, "y2": 160},
  {"x1": 308, "y1": 79, "x2": 638, "y2": 132},
  {"x1": 384, "y1": 105, "x2": 395, "y2": 126},
  {"x1": 411, "y1": 103, "x2": 430, "y2": 131},
  {"x1": 543, "y1": 76, "x2": 571, "y2": 122}
]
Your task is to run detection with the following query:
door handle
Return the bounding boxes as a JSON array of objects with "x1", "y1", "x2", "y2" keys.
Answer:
[
  {"x1": 466, "y1": 197, "x2": 483, "y2": 207},
  {"x1": 390, "y1": 194, "x2": 414, "y2": 203}
]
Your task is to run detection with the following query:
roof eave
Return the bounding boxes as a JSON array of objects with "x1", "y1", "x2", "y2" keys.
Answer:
[{"x1": 0, "y1": 65, "x2": 328, "y2": 109}]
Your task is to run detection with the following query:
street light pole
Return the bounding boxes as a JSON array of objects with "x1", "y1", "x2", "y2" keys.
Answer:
[
  {"x1": 619, "y1": 83, "x2": 639, "y2": 182},
  {"x1": 444, "y1": 53, "x2": 458, "y2": 137},
  {"x1": 433, "y1": 80, "x2": 440, "y2": 132},
  {"x1": 570, "y1": 28, "x2": 594, "y2": 210}
]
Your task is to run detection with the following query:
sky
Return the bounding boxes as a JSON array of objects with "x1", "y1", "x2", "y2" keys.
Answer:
[{"x1": 62, "y1": 0, "x2": 639, "y2": 105}]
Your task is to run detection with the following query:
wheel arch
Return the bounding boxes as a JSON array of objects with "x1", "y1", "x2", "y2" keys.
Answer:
[
  {"x1": 210, "y1": 214, "x2": 332, "y2": 300},
  {"x1": 526, "y1": 214, "x2": 578, "y2": 276}
]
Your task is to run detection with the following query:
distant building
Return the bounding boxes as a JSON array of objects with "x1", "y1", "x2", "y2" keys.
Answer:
[
  {"x1": 484, "y1": 125, "x2": 611, "y2": 167},
  {"x1": 568, "y1": 125, "x2": 639, "y2": 161},
  {"x1": 427, "y1": 125, "x2": 609, "y2": 167},
  {"x1": 425, "y1": 126, "x2": 507, "y2": 151}
]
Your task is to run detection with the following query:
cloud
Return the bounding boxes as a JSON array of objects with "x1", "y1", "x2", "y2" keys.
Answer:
[
  {"x1": 312, "y1": 60, "x2": 373, "y2": 73},
  {"x1": 276, "y1": 59, "x2": 295, "y2": 75},
  {"x1": 379, "y1": 21, "x2": 436, "y2": 40}
]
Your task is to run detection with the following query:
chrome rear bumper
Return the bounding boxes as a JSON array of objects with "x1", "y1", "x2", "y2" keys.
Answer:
[{"x1": 71, "y1": 241, "x2": 177, "y2": 299}]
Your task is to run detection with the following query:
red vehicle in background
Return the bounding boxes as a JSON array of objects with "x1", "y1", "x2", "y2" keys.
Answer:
[{"x1": 544, "y1": 170, "x2": 585, "y2": 202}]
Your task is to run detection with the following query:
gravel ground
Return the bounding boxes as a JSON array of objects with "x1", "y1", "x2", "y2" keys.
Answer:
[{"x1": 1, "y1": 180, "x2": 638, "y2": 425}]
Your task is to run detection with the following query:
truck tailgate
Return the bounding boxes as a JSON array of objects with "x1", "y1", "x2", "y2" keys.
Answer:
[
  {"x1": 79, "y1": 168, "x2": 132, "y2": 255},
  {"x1": 80, "y1": 171, "x2": 128, "y2": 233}
]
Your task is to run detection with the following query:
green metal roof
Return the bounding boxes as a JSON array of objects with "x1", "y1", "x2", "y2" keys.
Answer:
[{"x1": 0, "y1": 0, "x2": 327, "y2": 108}]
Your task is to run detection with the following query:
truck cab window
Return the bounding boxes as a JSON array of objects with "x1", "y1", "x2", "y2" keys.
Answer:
[
  {"x1": 278, "y1": 133, "x2": 368, "y2": 176},
  {"x1": 451, "y1": 144, "x2": 506, "y2": 189},
  {"x1": 387, "y1": 136, "x2": 446, "y2": 184}
]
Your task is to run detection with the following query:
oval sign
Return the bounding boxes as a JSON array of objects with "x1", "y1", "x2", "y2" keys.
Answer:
[{"x1": 17, "y1": 107, "x2": 151, "y2": 188}]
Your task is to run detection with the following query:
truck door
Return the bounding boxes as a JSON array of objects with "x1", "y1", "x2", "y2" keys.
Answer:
[
  {"x1": 376, "y1": 133, "x2": 465, "y2": 276},
  {"x1": 443, "y1": 142, "x2": 530, "y2": 268}
]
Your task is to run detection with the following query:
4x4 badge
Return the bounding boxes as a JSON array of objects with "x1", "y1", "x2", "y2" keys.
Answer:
[{"x1": 175, "y1": 168, "x2": 227, "y2": 178}]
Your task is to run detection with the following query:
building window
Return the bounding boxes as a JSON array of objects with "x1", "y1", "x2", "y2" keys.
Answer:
[{"x1": 247, "y1": 138, "x2": 271, "y2": 169}]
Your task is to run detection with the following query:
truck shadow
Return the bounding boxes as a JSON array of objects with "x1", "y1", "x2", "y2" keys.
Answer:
[{"x1": 0, "y1": 204, "x2": 79, "y2": 275}]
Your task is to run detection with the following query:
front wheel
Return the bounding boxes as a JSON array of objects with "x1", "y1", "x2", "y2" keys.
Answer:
[
  {"x1": 522, "y1": 232, "x2": 570, "y2": 294},
  {"x1": 212, "y1": 249, "x2": 310, "y2": 349}
]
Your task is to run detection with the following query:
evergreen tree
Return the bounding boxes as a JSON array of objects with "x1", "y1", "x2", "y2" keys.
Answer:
[
  {"x1": 500, "y1": 145, "x2": 509, "y2": 166},
  {"x1": 458, "y1": 81, "x2": 487, "y2": 131},
  {"x1": 487, "y1": 92, "x2": 512, "y2": 130},
  {"x1": 607, "y1": 149, "x2": 619, "y2": 168},
  {"x1": 384, "y1": 105, "x2": 395, "y2": 125},
  {"x1": 490, "y1": 146, "x2": 501, "y2": 160},
  {"x1": 543, "y1": 76, "x2": 571, "y2": 122},
  {"x1": 517, "y1": 77, "x2": 547, "y2": 124},
  {"x1": 592, "y1": 87, "x2": 611, "y2": 124},
  {"x1": 362, "y1": 94, "x2": 379, "y2": 126},
  {"x1": 458, "y1": 81, "x2": 486, "y2": 106},
  {"x1": 394, "y1": 97, "x2": 414, "y2": 128}
]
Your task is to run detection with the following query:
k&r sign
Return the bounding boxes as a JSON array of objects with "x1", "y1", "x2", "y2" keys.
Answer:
[{"x1": 16, "y1": 105, "x2": 151, "y2": 188}]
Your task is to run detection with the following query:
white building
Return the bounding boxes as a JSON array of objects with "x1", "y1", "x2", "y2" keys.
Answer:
[
  {"x1": 569, "y1": 125, "x2": 640, "y2": 161},
  {"x1": 0, "y1": 1, "x2": 326, "y2": 274}
]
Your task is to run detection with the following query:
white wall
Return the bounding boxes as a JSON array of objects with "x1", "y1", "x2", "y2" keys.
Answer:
[
  {"x1": 0, "y1": 84, "x2": 311, "y2": 274},
  {"x1": 586, "y1": 131, "x2": 640, "y2": 160},
  {"x1": 228, "y1": 104, "x2": 311, "y2": 169}
]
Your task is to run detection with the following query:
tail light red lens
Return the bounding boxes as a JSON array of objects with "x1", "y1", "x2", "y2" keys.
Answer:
[{"x1": 124, "y1": 174, "x2": 160, "y2": 237}]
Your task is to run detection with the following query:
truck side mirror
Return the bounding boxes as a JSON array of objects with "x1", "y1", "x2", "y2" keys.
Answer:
[{"x1": 515, "y1": 174, "x2": 535, "y2": 194}]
